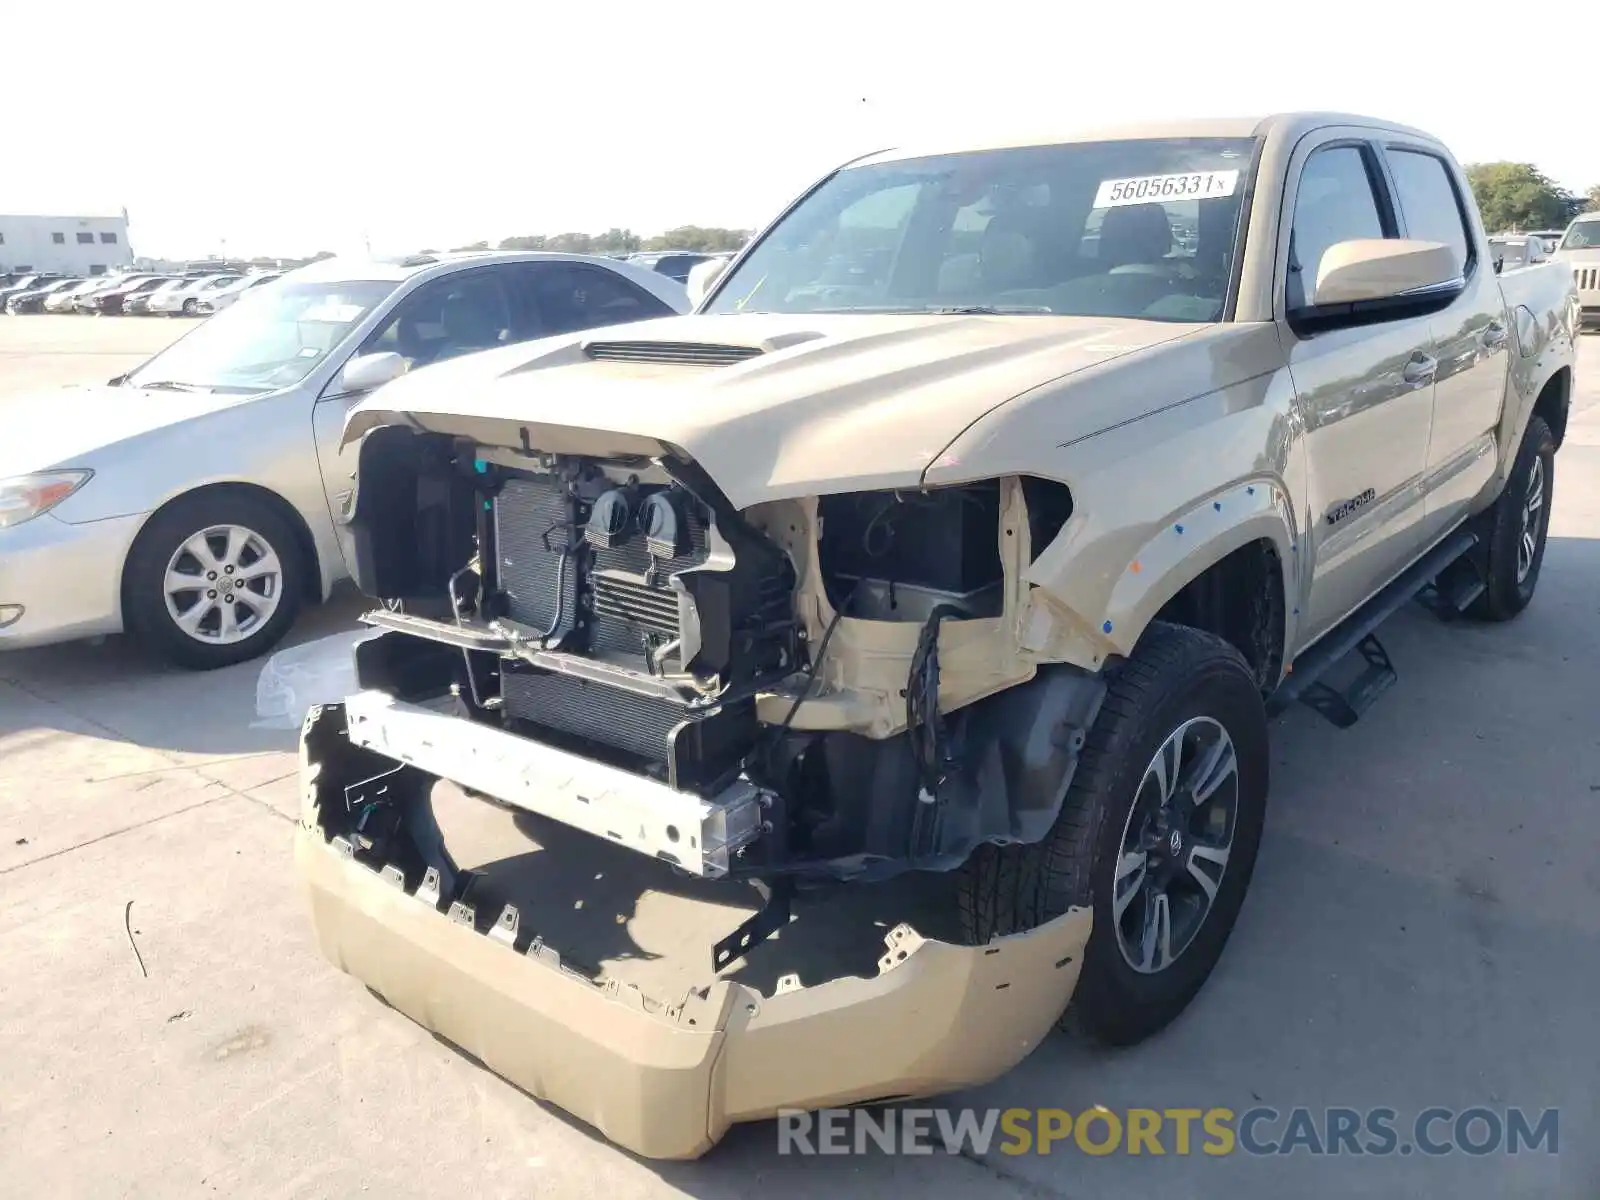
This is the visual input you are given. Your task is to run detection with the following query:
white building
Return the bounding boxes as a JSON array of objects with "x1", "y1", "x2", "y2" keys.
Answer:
[{"x1": 0, "y1": 213, "x2": 133, "y2": 276}]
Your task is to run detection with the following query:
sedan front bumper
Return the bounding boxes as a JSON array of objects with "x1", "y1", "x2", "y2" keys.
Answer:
[
  {"x1": 296, "y1": 700, "x2": 1092, "y2": 1159},
  {"x1": 0, "y1": 511, "x2": 143, "y2": 649}
]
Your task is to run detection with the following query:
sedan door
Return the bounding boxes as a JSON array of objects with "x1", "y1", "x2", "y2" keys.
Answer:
[{"x1": 1278, "y1": 137, "x2": 1438, "y2": 644}]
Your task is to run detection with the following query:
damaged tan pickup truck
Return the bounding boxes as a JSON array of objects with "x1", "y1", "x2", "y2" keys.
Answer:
[{"x1": 294, "y1": 112, "x2": 1578, "y2": 1158}]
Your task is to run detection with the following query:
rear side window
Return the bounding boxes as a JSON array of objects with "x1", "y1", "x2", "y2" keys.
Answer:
[
  {"x1": 1385, "y1": 149, "x2": 1473, "y2": 277},
  {"x1": 1287, "y1": 145, "x2": 1390, "y2": 310},
  {"x1": 361, "y1": 271, "x2": 513, "y2": 367},
  {"x1": 521, "y1": 264, "x2": 674, "y2": 336}
]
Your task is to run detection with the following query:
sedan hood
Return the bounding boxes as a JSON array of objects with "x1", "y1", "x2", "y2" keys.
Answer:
[
  {"x1": 345, "y1": 313, "x2": 1204, "y2": 507},
  {"x1": 0, "y1": 384, "x2": 245, "y2": 478}
]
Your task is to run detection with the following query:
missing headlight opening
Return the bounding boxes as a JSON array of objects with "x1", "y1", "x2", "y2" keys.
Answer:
[
  {"x1": 331, "y1": 428, "x2": 1096, "y2": 979},
  {"x1": 817, "y1": 483, "x2": 1005, "y2": 621}
]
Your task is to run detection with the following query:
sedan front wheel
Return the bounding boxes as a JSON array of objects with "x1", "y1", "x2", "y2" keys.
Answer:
[{"x1": 124, "y1": 492, "x2": 306, "y2": 669}]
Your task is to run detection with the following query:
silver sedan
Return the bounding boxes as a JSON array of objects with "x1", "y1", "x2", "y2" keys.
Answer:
[{"x1": 0, "y1": 250, "x2": 688, "y2": 668}]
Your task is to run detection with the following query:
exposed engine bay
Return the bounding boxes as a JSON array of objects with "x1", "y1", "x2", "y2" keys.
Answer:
[{"x1": 336, "y1": 423, "x2": 1101, "y2": 930}]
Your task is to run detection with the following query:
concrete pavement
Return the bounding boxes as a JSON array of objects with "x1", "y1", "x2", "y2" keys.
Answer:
[{"x1": 1, "y1": 316, "x2": 1596, "y2": 1198}]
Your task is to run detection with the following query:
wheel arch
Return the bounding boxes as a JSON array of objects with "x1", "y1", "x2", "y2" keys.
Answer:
[
  {"x1": 119, "y1": 481, "x2": 324, "y2": 620},
  {"x1": 1146, "y1": 538, "x2": 1287, "y2": 693},
  {"x1": 1094, "y1": 487, "x2": 1296, "y2": 691},
  {"x1": 1532, "y1": 364, "x2": 1571, "y2": 450}
]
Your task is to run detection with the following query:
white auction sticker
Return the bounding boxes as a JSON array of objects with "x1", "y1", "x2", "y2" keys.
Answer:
[{"x1": 1093, "y1": 169, "x2": 1240, "y2": 208}]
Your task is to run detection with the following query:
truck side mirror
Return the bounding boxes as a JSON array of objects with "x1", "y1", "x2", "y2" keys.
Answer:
[
  {"x1": 685, "y1": 258, "x2": 727, "y2": 308},
  {"x1": 1290, "y1": 238, "x2": 1464, "y2": 333}
]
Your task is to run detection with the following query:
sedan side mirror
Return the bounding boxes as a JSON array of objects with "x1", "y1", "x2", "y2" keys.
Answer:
[{"x1": 336, "y1": 351, "x2": 407, "y2": 395}]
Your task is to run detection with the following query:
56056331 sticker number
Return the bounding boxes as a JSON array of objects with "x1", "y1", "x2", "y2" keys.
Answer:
[{"x1": 1093, "y1": 169, "x2": 1240, "y2": 209}]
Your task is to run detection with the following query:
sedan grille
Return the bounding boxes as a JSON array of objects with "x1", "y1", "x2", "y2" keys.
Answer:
[{"x1": 583, "y1": 340, "x2": 763, "y2": 366}]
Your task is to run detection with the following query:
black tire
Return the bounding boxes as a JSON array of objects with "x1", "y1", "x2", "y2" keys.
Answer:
[
  {"x1": 182, "y1": 298, "x2": 198, "y2": 316},
  {"x1": 957, "y1": 622, "x2": 1269, "y2": 1046},
  {"x1": 123, "y1": 492, "x2": 307, "y2": 670},
  {"x1": 1467, "y1": 415, "x2": 1555, "y2": 621}
]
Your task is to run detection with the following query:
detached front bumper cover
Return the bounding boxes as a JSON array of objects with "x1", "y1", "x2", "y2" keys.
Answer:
[{"x1": 295, "y1": 701, "x2": 1092, "y2": 1159}]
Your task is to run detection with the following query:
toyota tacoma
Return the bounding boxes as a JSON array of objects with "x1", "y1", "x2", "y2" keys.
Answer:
[{"x1": 293, "y1": 112, "x2": 1577, "y2": 1158}]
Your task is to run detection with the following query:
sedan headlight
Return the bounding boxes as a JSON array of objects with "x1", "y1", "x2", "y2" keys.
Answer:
[{"x1": 0, "y1": 470, "x2": 94, "y2": 529}]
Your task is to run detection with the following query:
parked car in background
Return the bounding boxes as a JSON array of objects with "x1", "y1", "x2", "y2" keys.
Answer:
[
  {"x1": 193, "y1": 272, "x2": 282, "y2": 314},
  {"x1": 44, "y1": 277, "x2": 116, "y2": 312},
  {"x1": 0, "y1": 250, "x2": 689, "y2": 667},
  {"x1": 4, "y1": 277, "x2": 83, "y2": 314},
  {"x1": 124, "y1": 277, "x2": 189, "y2": 316},
  {"x1": 1488, "y1": 233, "x2": 1549, "y2": 272},
  {"x1": 1551, "y1": 213, "x2": 1600, "y2": 329},
  {"x1": 626, "y1": 249, "x2": 723, "y2": 283},
  {"x1": 0, "y1": 273, "x2": 63, "y2": 307},
  {"x1": 147, "y1": 273, "x2": 242, "y2": 316},
  {"x1": 1528, "y1": 229, "x2": 1565, "y2": 256},
  {"x1": 74, "y1": 274, "x2": 172, "y2": 315}
]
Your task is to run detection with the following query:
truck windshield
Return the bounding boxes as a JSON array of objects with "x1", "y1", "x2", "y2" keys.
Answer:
[
  {"x1": 125, "y1": 279, "x2": 396, "y2": 394},
  {"x1": 1559, "y1": 220, "x2": 1600, "y2": 251},
  {"x1": 706, "y1": 137, "x2": 1258, "y2": 322}
]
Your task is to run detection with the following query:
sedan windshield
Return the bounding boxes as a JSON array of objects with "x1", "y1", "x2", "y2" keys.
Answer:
[
  {"x1": 706, "y1": 137, "x2": 1258, "y2": 322},
  {"x1": 1559, "y1": 220, "x2": 1600, "y2": 251},
  {"x1": 125, "y1": 279, "x2": 396, "y2": 393}
]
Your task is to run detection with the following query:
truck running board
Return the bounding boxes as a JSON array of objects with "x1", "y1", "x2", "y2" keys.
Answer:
[{"x1": 1268, "y1": 528, "x2": 1479, "y2": 728}]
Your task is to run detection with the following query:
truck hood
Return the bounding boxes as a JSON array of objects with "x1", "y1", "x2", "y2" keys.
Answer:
[
  {"x1": 0, "y1": 383, "x2": 248, "y2": 478},
  {"x1": 344, "y1": 313, "x2": 1205, "y2": 508}
]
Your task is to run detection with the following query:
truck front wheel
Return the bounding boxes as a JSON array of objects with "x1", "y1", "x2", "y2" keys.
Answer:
[{"x1": 957, "y1": 622, "x2": 1269, "y2": 1046}]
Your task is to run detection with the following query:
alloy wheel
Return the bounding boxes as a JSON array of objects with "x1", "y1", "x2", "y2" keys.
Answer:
[
  {"x1": 1112, "y1": 716, "x2": 1240, "y2": 974},
  {"x1": 1516, "y1": 456, "x2": 1545, "y2": 584},
  {"x1": 162, "y1": 524, "x2": 284, "y2": 645}
]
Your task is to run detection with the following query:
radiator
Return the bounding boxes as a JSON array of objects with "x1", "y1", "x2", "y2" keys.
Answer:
[{"x1": 499, "y1": 667, "x2": 692, "y2": 763}]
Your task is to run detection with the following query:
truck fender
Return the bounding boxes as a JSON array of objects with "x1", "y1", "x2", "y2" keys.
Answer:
[{"x1": 1059, "y1": 479, "x2": 1298, "y2": 663}]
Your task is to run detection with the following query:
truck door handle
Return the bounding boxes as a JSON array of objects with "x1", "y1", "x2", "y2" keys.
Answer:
[
  {"x1": 1482, "y1": 322, "x2": 1508, "y2": 350},
  {"x1": 1402, "y1": 353, "x2": 1437, "y2": 386}
]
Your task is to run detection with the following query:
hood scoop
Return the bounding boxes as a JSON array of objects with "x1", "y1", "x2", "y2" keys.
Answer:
[{"x1": 583, "y1": 340, "x2": 766, "y2": 367}]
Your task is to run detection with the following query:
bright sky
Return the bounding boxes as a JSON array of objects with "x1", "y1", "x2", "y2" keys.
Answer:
[{"x1": 7, "y1": 1, "x2": 1591, "y2": 258}]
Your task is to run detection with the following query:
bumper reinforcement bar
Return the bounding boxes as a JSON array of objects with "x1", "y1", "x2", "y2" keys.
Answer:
[{"x1": 340, "y1": 688, "x2": 764, "y2": 877}]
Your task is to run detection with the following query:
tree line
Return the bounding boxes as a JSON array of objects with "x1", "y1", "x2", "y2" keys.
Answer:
[
  {"x1": 1465, "y1": 163, "x2": 1600, "y2": 232},
  {"x1": 433, "y1": 226, "x2": 752, "y2": 256},
  {"x1": 440, "y1": 168, "x2": 1600, "y2": 252},
  {"x1": 362, "y1": 166, "x2": 1600, "y2": 263}
]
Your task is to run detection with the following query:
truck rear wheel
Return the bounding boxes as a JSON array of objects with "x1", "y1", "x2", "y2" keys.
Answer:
[
  {"x1": 957, "y1": 622, "x2": 1269, "y2": 1046},
  {"x1": 1468, "y1": 414, "x2": 1554, "y2": 621}
]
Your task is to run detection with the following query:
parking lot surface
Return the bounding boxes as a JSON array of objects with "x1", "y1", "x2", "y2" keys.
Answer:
[
  {"x1": 0, "y1": 313, "x2": 186, "y2": 400},
  {"x1": 2, "y1": 316, "x2": 1597, "y2": 1198}
]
